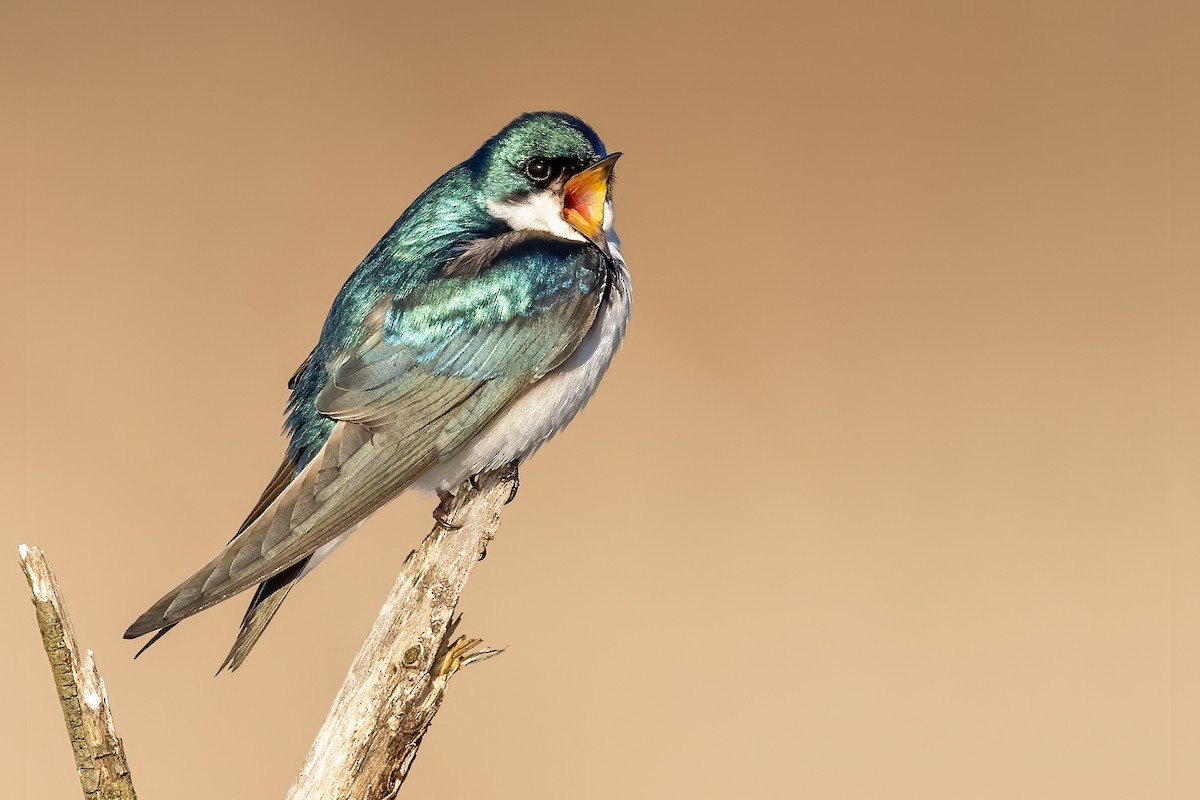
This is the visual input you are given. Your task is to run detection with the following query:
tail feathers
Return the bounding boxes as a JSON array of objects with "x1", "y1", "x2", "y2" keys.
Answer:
[
  {"x1": 123, "y1": 419, "x2": 405, "y2": 639},
  {"x1": 133, "y1": 623, "x2": 178, "y2": 658},
  {"x1": 219, "y1": 559, "x2": 306, "y2": 673}
]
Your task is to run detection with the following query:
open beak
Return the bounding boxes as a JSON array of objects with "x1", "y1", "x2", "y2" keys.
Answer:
[{"x1": 563, "y1": 153, "x2": 621, "y2": 256}]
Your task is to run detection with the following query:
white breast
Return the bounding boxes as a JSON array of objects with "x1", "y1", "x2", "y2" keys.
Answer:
[{"x1": 415, "y1": 243, "x2": 632, "y2": 493}]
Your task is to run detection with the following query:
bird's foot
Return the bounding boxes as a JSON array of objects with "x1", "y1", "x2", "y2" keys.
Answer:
[
  {"x1": 502, "y1": 461, "x2": 520, "y2": 504},
  {"x1": 433, "y1": 489, "x2": 461, "y2": 531}
]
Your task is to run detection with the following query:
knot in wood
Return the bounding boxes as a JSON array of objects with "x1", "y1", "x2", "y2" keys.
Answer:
[{"x1": 401, "y1": 644, "x2": 422, "y2": 667}]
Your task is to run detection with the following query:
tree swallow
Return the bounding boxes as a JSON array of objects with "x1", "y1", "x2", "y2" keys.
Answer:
[{"x1": 124, "y1": 112, "x2": 631, "y2": 670}]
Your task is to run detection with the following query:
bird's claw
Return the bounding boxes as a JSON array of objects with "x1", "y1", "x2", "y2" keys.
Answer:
[
  {"x1": 433, "y1": 490, "x2": 461, "y2": 531},
  {"x1": 502, "y1": 462, "x2": 520, "y2": 504}
]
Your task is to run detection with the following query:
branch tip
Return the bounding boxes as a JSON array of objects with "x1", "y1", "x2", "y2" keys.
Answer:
[{"x1": 20, "y1": 544, "x2": 137, "y2": 799}]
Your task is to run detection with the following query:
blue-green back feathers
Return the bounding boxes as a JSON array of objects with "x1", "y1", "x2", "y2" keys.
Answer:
[
  {"x1": 389, "y1": 238, "x2": 604, "y2": 380},
  {"x1": 284, "y1": 112, "x2": 608, "y2": 469}
]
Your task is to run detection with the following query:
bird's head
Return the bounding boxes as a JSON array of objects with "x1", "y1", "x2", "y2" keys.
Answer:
[{"x1": 472, "y1": 112, "x2": 620, "y2": 255}]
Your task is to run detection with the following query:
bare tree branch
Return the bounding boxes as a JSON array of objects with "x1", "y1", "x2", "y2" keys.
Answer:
[
  {"x1": 18, "y1": 469, "x2": 515, "y2": 798},
  {"x1": 18, "y1": 545, "x2": 138, "y2": 800},
  {"x1": 287, "y1": 468, "x2": 517, "y2": 799}
]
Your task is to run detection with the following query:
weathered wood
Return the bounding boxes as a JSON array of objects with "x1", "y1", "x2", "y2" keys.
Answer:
[
  {"x1": 286, "y1": 469, "x2": 516, "y2": 799},
  {"x1": 18, "y1": 545, "x2": 138, "y2": 800}
]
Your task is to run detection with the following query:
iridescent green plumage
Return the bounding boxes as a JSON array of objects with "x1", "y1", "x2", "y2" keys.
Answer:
[
  {"x1": 125, "y1": 112, "x2": 621, "y2": 668},
  {"x1": 284, "y1": 112, "x2": 606, "y2": 467}
]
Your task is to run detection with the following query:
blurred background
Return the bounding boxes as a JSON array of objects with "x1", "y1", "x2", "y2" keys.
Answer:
[{"x1": 2, "y1": 1, "x2": 1197, "y2": 798}]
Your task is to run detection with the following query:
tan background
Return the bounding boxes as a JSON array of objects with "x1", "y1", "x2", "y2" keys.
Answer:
[{"x1": 2, "y1": 1, "x2": 1198, "y2": 797}]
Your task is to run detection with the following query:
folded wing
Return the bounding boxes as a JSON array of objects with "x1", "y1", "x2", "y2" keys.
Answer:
[{"x1": 126, "y1": 237, "x2": 607, "y2": 639}]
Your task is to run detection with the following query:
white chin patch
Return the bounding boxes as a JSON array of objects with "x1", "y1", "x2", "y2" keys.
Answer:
[{"x1": 487, "y1": 190, "x2": 587, "y2": 243}]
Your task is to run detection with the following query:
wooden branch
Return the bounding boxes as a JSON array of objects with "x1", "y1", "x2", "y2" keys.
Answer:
[
  {"x1": 287, "y1": 469, "x2": 517, "y2": 799},
  {"x1": 18, "y1": 545, "x2": 138, "y2": 800},
  {"x1": 18, "y1": 472, "x2": 512, "y2": 799}
]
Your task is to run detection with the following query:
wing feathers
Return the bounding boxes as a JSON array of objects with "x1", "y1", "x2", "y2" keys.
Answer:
[
  {"x1": 126, "y1": 236, "x2": 611, "y2": 651},
  {"x1": 125, "y1": 381, "x2": 482, "y2": 638}
]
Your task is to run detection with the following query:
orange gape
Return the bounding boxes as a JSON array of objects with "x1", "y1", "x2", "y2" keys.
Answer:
[{"x1": 563, "y1": 153, "x2": 620, "y2": 244}]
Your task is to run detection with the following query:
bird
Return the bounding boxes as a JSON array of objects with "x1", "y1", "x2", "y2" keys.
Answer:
[{"x1": 124, "y1": 112, "x2": 631, "y2": 671}]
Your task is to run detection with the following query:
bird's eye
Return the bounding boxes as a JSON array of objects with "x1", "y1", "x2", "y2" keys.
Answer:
[{"x1": 525, "y1": 158, "x2": 554, "y2": 182}]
